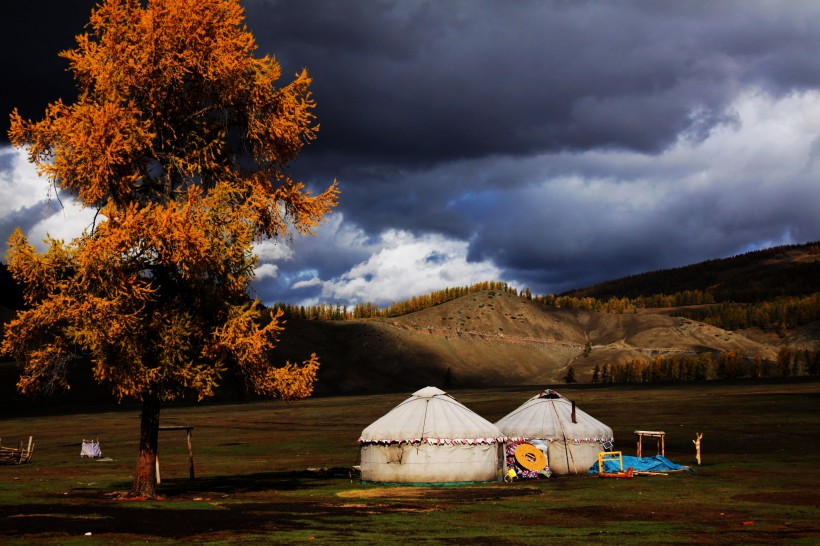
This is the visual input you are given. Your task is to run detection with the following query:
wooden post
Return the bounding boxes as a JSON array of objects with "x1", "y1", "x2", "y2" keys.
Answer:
[
  {"x1": 693, "y1": 432, "x2": 702, "y2": 465},
  {"x1": 186, "y1": 428, "x2": 195, "y2": 480}
]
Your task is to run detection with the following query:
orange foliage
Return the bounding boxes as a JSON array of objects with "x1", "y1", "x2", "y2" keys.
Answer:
[{"x1": 3, "y1": 0, "x2": 338, "y2": 407}]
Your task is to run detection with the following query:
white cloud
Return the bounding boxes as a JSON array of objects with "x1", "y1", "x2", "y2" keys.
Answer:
[
  {"x1": 292, "y1": 277, "x2": 322, "y2": 289},
  {"x1": 0, "y1": 146, "x2": 50, "y2": 216},
  {"x1": 458, "y1": 88, "x2": 820, "y2": 288},
  {"x1": 254, "y1": 263, "x2": 280, "y2": 280},
  {"x1": 7, "y1": 90, "x2": 820, "y2": 306},
  {"x1": 253, "y1": 239, "x2": 294, "y2": 262},
  {"x1": 26, "y1": 200, "x2": 98, "y2": 249},
  {"x1": 0, "y1": 145, "x2": 98, "y2": 253},
  {"x1": 254, "y1": 90, "x2": 820, "y2": 305},
  {"x1": 308, "y1": 229, "x2": 504, "y2": 305},
  {"x1": 570, "y1": 89, "x2": 820, "y2": 231}
]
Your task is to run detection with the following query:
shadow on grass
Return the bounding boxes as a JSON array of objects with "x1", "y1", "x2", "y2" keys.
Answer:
[
  {"x1": 156, "y1": 467, "x2": 356, "y2": 496},
  {"x1": 0, "y1": 469, "x2": 376, "y2": 541},
  {"x1": 0, "y1": 498, "x2": 371, "y2": 540},
  {"x1": 0, "y1": 470, "x2": 548, "y2": 540}
]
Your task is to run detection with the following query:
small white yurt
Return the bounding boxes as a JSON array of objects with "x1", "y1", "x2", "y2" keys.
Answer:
[
  {"x1": 495, "y1": 389, "x2": 613, "y2": 475},
  {"x1": 358, "y1": 386, "x2": 505, "y2": 483}
]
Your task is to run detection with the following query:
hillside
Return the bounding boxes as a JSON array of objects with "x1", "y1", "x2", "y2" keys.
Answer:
[
  {"x1": 270, "y1": 290, "x2": 778, "y2": 394},
  {"x1": 2, "y1": 242, "x2": 817, "y2": 401},
  {"x1": 562, "y1": 241, "x2": 820, "y2": 301}
]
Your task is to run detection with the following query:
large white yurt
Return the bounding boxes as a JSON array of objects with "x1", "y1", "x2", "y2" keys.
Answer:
[
  {"x1": 358, "y1": 386, "x2": 505, "y2": 483},
  {"x1": 495, "y1": 389, "x2": 613, "y2": 475}
]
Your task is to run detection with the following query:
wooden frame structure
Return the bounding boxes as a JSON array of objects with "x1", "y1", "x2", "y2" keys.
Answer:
[
  {"x1": 0, "y1": 436, "x2": 34, "y2": 465},
  {"x1": 634, "y1": 430, "x2": 665, "y2": 458},
  {"x1": 155, "y1": 425, "x2": 195, "y2": 483}
]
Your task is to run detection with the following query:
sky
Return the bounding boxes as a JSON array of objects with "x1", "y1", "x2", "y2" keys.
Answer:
[{"x1": 3, "y1": 1, "x2": 820, "y2": 308}]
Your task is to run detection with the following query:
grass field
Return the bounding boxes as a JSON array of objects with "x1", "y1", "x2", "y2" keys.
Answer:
[{"x1": 1, "y1": 379, "x2": 819, "y2": 544}]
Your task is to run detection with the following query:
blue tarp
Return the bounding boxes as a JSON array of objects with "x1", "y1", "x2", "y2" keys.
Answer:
[{"x1": 588, "y1": 454, "x2": 691, "y2": 474}]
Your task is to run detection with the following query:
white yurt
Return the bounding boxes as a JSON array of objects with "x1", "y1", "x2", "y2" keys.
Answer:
[
  {"x1": 358, "y1": 386, "x2": 505, "y2": 483},
  {"x1": 495, "y1": 388, "x2": 613, "y2": 475}
]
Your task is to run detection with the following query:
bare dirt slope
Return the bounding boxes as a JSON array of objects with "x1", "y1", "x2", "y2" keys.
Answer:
[{"x1": 271, "y1": 290, "x2": 778, "y2": 393}]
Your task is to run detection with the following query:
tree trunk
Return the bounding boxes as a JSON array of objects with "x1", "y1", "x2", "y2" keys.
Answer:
[{"x1": 130, "y1": 391, "x2": 161, "y2": 499}]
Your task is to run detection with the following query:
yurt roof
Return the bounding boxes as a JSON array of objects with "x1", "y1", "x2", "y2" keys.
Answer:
[
  {"x1": 495, "y1": 389, "x2": 613, "y2": 442},
  {"x1": 358, "y1": 386, "x2": 504, "y2": 445}
]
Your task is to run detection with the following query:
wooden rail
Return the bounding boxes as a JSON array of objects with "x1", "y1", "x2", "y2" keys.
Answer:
[{"x1": 0, "y1": 436, "x2": 34, "y2": 464}]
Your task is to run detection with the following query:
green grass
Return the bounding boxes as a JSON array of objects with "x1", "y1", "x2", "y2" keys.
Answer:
[{"x1": 1, "y1": 380, "x2": 819, "y2": 544}]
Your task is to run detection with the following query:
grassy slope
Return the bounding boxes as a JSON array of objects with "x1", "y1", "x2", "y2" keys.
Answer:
[
  {"x1": 561, "y1": 241, "x2": 820, "y2": 300},
  {"x1": 268, "y1": 242, "x2": 820, "y2": 391},
  {"x1": 271, "y1": 290, "x2": 779, "y2": 392}
]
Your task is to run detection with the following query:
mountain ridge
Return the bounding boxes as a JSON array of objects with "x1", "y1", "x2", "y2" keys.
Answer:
[
  {"x1": 271, "y1": 289, "x2": 780, "y2": 394},
  {"x1": 561, "y1": 241, "x2": 820, "y2": 301},
  {"x1": 2, "y1": 242, "x2": 818, "y2": 400}
]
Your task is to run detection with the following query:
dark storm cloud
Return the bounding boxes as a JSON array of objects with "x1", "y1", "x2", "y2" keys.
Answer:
[
  {"x1": 1, "y1": 2, "x2": 99, "y2": 139},
  {"x1": 0, "y1": 200, "x2": 66, "y2": 247},
  {"x1": 4, "y1": 1, "x2": 820, "y2": 305},
  {"x1": 8, "y1": 1, "x2": 820, "y2": 165},
  {"x1": 243, "y1": 1, "x2": 820, "y2": 262},
  {"x1": 247, "y1": 0, "x2": 820, "y2": 165},
  {"x1": 459, "y1": 136, "x2": 820, "y2": 295}
]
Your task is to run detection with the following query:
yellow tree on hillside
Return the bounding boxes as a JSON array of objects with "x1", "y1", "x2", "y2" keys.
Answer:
[{"x1": 2, "y1": 0, "x2": 338, "y2": 499}]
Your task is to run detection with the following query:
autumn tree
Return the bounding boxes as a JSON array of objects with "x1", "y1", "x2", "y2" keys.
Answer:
[{"x1": 2, "y1": 0, "x2": 338, "y2": 499}]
